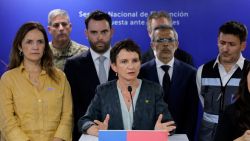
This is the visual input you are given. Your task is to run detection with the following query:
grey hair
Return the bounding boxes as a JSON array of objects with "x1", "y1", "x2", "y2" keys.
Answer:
[
  {"x1": 147, "y1": 11, "x2": 173, "y2": 33},
  {"x1": 48, "y1": 9, "x2": 70, "y2": 25},
  {"x1": 152, "y1": 25, "x2": 177, "y2": 42},
  {"x1": 173, "y1": 30, "x2": 178, "y2": 41}
]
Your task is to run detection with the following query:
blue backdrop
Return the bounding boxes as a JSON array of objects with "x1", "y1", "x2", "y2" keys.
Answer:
[{"x1": 1, "y1": 0, "x2": 250, "y2": 75}]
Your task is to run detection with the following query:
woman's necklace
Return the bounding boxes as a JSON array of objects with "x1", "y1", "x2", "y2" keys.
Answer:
[
  {"x1": 29, "y1": 72, "x2": 40, "y2": 86},
  {"x1": 27, "y1": 68, "x2": 42, "y2": 87},
  {"x1": 118, "y1": 79, "x2": 139, "y2": 103},
  {"x1": 23, "y1": 62, "x2": 42, "y2": 87}
]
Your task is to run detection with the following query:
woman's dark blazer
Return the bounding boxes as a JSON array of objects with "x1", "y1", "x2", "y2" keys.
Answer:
[{"x1": 78, "y1": 79, "x2": 173, "y2": 133}]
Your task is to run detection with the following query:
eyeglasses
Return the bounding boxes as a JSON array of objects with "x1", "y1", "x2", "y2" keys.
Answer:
[
  {"x1": 51, "y1": 22, "x2": 69, "y2": 28},
  {"x1": 154, "y1": 38, "x2": 177, "y2": 43}
]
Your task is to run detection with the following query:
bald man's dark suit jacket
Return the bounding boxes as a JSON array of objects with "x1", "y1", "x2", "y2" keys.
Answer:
[
  {"x1": 78, "y1": 79, "x2": 173, "y2": 132},
  {"x1": 64, "y1": 50, "x2": 116, "y2": 141},
  {"x1": 139, "y1": 59, "x2": 199, "y2": 141}
]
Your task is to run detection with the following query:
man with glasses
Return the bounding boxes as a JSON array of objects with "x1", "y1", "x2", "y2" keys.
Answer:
[
  {"x1": 48, "y1": 9, "x2": 88, "y2": 70},
  {"x1": 197, "y1": 21, "x2": 250, "y2": 141},
  {"x1": 142, "y1": 11, "x2": 193, "y2": 66},
  {"x1": 139, "y1": 25, "x2": 198, "y2": 141}
]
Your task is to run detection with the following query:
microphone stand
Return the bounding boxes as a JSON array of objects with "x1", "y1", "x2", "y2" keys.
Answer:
[{"x1": 128, "y1": 85, "x2": 135, "y2": 129}]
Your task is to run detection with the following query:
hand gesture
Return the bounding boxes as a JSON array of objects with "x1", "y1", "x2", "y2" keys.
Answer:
[
  {"x1": 154, "y1": 114, "x2": 176, "y2": 133},
  {"x1": 86, "y1": 114, "x2": 110, "y2": 136},
  {"x1": 94, "y1": 114, "x2": 110, "y2": 130}
]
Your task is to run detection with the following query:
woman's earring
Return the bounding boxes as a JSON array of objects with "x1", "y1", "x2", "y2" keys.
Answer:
[
  {"x1": 116, "y1": 72, "x2": 118, "y2": 76},
  {"x1": 19, "y1": 50, "x2": 23, "y2": 56}
]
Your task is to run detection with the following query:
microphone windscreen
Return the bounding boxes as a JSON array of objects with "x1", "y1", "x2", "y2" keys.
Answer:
[{"x1": 128, "y1": 86, "x2": 132, "y2": 93}]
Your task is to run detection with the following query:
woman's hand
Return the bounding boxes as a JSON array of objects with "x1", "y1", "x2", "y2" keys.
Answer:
[
  {"x1": 234, "y1": 130, "x2": 250, "y2": 141},
  {"x1": 154, "y1": 114, "x2": 176, "y2": 134},
  {"x1": 86, "y1": 114, "x2": 110, "y2": 136}
]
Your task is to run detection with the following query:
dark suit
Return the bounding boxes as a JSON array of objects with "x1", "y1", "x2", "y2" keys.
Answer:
[
  {"x1": 64, "y1": 50, "x2": 116, "y2": 141},
  {"x1": 139, "y1": 59, "x2": 199, "y2": 141},
  {"x1": 78, "y1": 79, "x2": 173, "y2": 132},
  {"x1": 214, "y1": 101, "x2": 245, "y2": 141},
  {"x1": 142, "y1": 47, "x2": 193, "y2": 66}
]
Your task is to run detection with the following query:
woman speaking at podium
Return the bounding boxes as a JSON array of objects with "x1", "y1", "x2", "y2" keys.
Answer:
[{"x1": 78, "y1": 39, "x2": 176, "y2": 137}]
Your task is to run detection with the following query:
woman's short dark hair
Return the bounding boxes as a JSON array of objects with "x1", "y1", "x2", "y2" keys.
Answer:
[{"x1": 110, "y1": 39, "x2": 141, "y2": 64}]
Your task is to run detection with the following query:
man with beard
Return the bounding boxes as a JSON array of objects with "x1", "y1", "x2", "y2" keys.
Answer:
[
  {"x1": 139, "y1": 25, "x2": 199, "y2": 141},
  {"x1": 48, "y1": 9, "x2": 88, "y2": 70},
  {"x1": 64, "y1": 10, "x2": 117, "y2": 141},
  {"x1": 197, "y1": 21, "x2": 249, "y2": 141}
]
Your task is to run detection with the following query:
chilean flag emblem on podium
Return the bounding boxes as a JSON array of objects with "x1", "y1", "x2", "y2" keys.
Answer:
[{"x1": 99, "y1": 130, "x2": 168, "y2": 141}]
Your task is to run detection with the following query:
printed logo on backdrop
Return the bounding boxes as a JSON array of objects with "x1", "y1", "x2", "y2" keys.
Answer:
[{"x1": 79, "y1": 10, "x2": 190, "y2": 26}]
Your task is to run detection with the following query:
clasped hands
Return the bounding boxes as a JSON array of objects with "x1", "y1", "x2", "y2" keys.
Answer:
[{"x1": 86, "y1": 114, "x2": 176, "y2": 136}]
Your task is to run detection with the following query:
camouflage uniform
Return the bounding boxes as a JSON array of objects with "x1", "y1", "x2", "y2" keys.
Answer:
[{"x1": 50, "y1": 40, "x2": 88, "y2": 71}]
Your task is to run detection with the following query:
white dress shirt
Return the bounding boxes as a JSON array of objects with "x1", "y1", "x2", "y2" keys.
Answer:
[
  {"x1": 155, "y1": 57, "x2": 175, "y2": 86},
  {"x1": 90, "y1": 47, "x2": 111, "y2": 79}
]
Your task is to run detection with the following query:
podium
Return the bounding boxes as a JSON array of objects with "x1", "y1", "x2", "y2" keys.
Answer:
[{"x1": 79, "y1": 131, "x2": 189, "y2": 141}]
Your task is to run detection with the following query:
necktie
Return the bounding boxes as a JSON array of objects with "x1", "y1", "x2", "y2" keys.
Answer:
[
  {"x1": 98, "y1": 56, "x2": 107, "y2": 84},
  {"x1": 161, "y1": 65, "x2": 171, "y2": 102}
]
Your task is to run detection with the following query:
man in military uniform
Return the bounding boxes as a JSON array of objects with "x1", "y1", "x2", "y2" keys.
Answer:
[{"x1": 48, "y1": 9, "x2": 88, "y2": 70}]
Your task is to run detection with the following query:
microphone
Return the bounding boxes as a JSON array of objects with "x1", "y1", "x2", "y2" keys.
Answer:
[
  {"x1": 128, "y1": 85, "x2": 135, "y2": 129},
  {"x1": 128, "y1": 86, "x2": 134, "y2": 112},
  {"x1": 128, "y1": 85, "x2": 132, "y2": 93}
]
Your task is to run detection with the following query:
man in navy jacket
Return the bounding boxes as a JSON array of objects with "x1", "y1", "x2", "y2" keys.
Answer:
[
  {"x1": 142, "y1": 11, "x2": 193, "y2": 66},
  {"x1": 139, "y1": 25, "x2": 198, "y2": 141}
]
